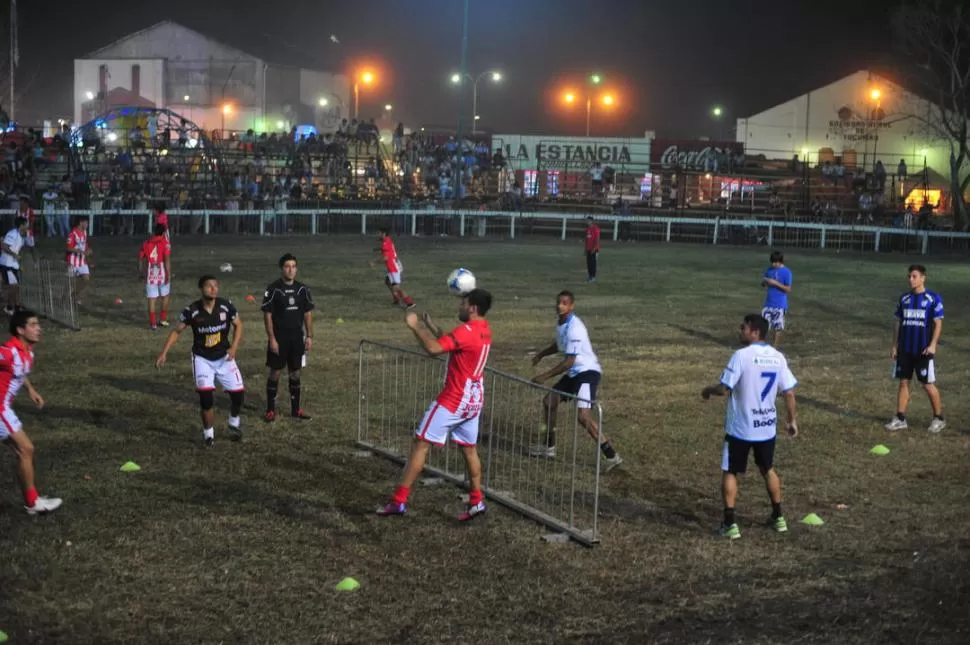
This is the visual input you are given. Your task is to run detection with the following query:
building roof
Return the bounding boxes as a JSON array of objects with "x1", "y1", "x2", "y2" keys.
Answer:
[{"x1": 86, "y1": 20, "x2": 335, "y2": 71}]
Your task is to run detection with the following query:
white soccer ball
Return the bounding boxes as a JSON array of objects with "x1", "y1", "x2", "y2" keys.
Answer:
[
  {"x1": 220, "y1": 263, "x2": 233, "y2": 273},
  {"x1": 447, "y1": 267, "x2": 476, "y2": 296}
]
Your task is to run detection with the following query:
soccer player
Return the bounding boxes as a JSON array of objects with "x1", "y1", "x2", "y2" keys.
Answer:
[
  {"x1": 761, "y1": 251, "x2": 792, "y2": 346},
  {"x1": 1, "y1": 309, "x2": 62, "y2": 514},
  {"x1": 584, "y1": 216, "x2": 601, "y2": 283},
  {"x1": 0, "y1": 217, "x2": 36, "y2": 315},
  {"x1": 139, "y1": 223, "x2": 172, "y2": 330},
  {"x1": 154, "y1": 204, "x2": 170, "y2": 244},
  {"x1": 262, "y1": 253, "x2": 314, "y2": 422},
  {"x1": 154, "y1": 276, "x2": 245, "y2": 446},
  {"x1": 885, "y1": 264, "x2": 945, "y2": 433},
  {"x1": 530, "y1": 290, "x2": 623, "y2": 471},
  {"x1": 701, "y1": 313, "x2": 799, "y2": 540},
  {"x1": 66, "y1": 218, "x2": 92, "y2": 305},
  {"x1": 377, "y1": 289, "x2": 493, "y2": 521},
  {"x1": 370, "y1": 228, "x2": 415, "y2": 309}
]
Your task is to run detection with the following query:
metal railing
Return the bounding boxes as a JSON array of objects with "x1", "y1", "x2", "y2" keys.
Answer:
[{"x1": 18, "y1": 259, "x2": 80, "y2": 331}]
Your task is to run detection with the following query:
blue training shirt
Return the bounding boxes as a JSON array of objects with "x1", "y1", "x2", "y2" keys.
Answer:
[
  {"x1": 763, "y1": 266, "x2": 793, "y2": 310},
  {"x1": 895, "y1": 289, "x2": 944, "y2": 354}
]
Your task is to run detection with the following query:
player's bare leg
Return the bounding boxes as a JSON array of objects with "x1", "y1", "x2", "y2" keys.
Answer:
[
  {"x1": 720, "y1": 472, "x2": 740, "y2": 538},
  {"x1": 457, "y1": 444, "x2": 486, "y2": 521},
  {"x1": 392, "y1": 284, "x2": 415, "y2": 309},
  {"x1": 923, "y1": 383, "x2": 946, "y2": 432},
  {"x1": 74, "y1": 274, "x2": 90, "y2": 305},
  {"x1": 4, "y1": 283, "x2": 20, "y2": 313},
  {"x1": 531, "y1": 392, "x2": 559, "y2": 457},
  {"x1": 377, "y1": 438, "x2": 433, "y2": 515},
  {"x1": 199, "y1": 390, "x2": 216, "y2": 446},
  {"x1": 147, "y1": 296, "x2": 158, "y2": 329},
  {"x1": 384, "y1": 278, "x2": 400, "y2": 306},
  {"x1": 771, "y1": 330, "x2": 783, "y2": 347},
  {"x1": 895, "y1": 379, "x2": 910, "y2": 419},
  {"x1": 5, "y1": 431, "x2": 60, "y2": 514},
  {"x1": 577, "y1": 407, "x2": 622, "y2": 471},
  {"x1": 760, "y1": 466, "x2": 787, "y2": 532},
  {"x1": 159, "y1": 293, "x2": 170, "y2": 327}
]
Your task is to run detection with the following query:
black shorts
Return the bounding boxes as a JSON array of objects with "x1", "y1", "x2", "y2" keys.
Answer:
[
  {"x1": 894, "y1": 351, "x2": 936, "y2": 384},
  {"x1": 552, "y1": 371, "x2": 600, "y2": 408},
  {"x1": 721, "y1": 435, "x2": 776, "y2": 474},
  {"x1": 0, "y1": 266, "x2": 20, "y2": 286},
  {"x1": 266, "y1": 333, "x2": 305, "y2": 371}
]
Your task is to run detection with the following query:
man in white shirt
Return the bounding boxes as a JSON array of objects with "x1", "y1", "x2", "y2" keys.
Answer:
[
  {"x1": 702, "y1": 313, "x2": 799, "y2": 540},
  {"x1": 530, "y1": 290, "x2": 622, "y2": 471},
  {"x1": 42, "y1": 189, "x2": 61, "y2": 237},
  {"x1": 0, "y1": 217, "x2": 36, "y2": 315}
]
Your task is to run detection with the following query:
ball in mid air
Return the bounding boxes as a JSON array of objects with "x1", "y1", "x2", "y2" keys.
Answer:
[{"x1": 447, "y1": 268, "x2": 476, "y2": 296}]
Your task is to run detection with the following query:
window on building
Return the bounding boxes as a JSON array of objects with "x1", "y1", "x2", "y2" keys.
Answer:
[
  {"x1": 523, "y1": 170, "x2": 539, "y2": 197},
  {"x1": 546, "y1": 171, "x2": 560, "y2": 197}
]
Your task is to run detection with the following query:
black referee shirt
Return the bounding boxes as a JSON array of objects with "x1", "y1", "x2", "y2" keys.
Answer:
[{"x1": 261, "y1": 279, "x2": 314, "y2": 337}]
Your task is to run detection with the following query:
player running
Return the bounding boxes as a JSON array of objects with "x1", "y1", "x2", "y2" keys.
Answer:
[
  {"x1": 377, "y1": 289, "x2": 493, "y2": 521},
  {"x1": 1, "y1": 309, "x2": 62, "y2": 514},
  {"x1": 1, "y1": 217, "x2": 36, "y2": 315},
  {"x1": 701, "y1": 313, "x2": 798, "y2": 540},
  {"x1": 66, "y1": 218, "x2": 92, "y2": 305},
  {"x1": 370, "y1": 228, "x2": 415, "y2": 309},
  {"x1": 139, "y1": 223, "x2": 172, "y2": 330},
  {"x1": 885, "y1": 264, "x2": 946, "y2": 433},
  {"x1": 530, "y1": 290, "x2": 622, "y2": 471},
  {"x1": 155, "y1": 276, "x2": 246, "y2": 446},
  {"x1": 761, "y1": 251, "x2": 792, "y2": 346},
  {"x1": 262, "y1": 253, "x2": 314, "y2": 422}
]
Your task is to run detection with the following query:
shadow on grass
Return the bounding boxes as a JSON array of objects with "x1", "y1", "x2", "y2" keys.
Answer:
[
  {"x1": 667, "y1": 322, "x2": 733, "y2": 348},
  {"x1": 91, "y1": 373, "x2": 264, "y2": 413}
]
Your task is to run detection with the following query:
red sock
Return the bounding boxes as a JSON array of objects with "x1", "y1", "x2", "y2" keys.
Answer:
[
  {"x1": 468, "y1": 489, "x2": 483, "y2": 506},
  {"x1": 403, "y1": 296, "x2": 415, "y2": 306},
  {"x1": 149, "y1": 312, "x2": 156, "y2": 326},
  {"x1": 160, "y1": 309, "x2": 167, "y2": 322},
  {"x1": 391, "y1": 485, "x2": 410, "y2": 504},
  {"x1": 24, "y1": 486, "x2": 38, "y2": 507}
]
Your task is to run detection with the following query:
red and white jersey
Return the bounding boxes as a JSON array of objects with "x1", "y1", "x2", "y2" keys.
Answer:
[
  {"x1": 0, "y1": 337, "x2": 34, "y2": 409},
  {"x1": 381, "y1": 236, "x2": 402, "y2": 273},
  {"x1": 435, "y1": 319, "x2": 492, "y2": 414},
  {"x1": 22, "y1": 207, "x2": 36, "y2": 246},
  {"x1": 66, "y1": 227, "x2": 89, "y2": 268},
  {"x1": 140, "y1": 234, "x2": 171, "y2": 285}
]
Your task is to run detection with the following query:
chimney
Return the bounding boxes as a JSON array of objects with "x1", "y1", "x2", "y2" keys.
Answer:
[
  {"x1": 98, "y1": 65, "x2": 108, "y2": 95},
  {"x1": 131, "y1": 64, "x2": 141, "y2": 97}
]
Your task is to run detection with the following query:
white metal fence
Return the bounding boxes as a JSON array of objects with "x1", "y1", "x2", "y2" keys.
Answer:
[
  {"x1": 2, "y1": 208, "x2": 967, "y2": 255},
  {"x1": 18, "y1": 259, "x2": 80, "y2": 331},
  {"x1": 357, "y1": 340, "x2": 604, "y2": 546}
]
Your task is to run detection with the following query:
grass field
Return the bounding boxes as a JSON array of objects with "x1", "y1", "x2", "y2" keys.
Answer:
[{"x1": 1, "y1": 233, "x2": 969, "y2": 645}]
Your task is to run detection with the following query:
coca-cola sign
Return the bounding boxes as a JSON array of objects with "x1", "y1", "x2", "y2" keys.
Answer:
[{"x1": 652, "y1": 139, "x2": 744, "y2": 171}]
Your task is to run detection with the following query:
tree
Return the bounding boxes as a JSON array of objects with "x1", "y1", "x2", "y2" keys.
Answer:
[{"x1": 893, "y1": 0, "x2": 970, "y2": 230}]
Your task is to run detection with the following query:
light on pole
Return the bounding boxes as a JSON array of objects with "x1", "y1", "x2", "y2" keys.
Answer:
[
  {"x1": 564, "y1": 89, "x2": 615, "y2": 137},
  {"x1": 221, "y1": 103, "x2": 233, "y2": 135},
  {"x1": 354, "y1": 71, "x2": 376, "y2": 120},
  {"x1": 450, "y1": 69, "x2": 503, "y2": 134}
]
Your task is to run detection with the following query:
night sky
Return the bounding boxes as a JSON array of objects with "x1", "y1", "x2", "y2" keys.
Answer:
[{"x1": 11, "y1": 0, "x2": 893, "y2": 138}]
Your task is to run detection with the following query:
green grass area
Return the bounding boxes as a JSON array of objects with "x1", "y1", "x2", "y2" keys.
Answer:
[{"x1": 1, "y1": 234, "x2": 969, "y2": 644}]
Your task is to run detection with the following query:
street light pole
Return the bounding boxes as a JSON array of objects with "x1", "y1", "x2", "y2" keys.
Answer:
[
  {"x1": 354, "y1": 83, "x2": 359, "y2": 120},
  {"x1": 456, "y1": 0, "x2": 470, "y2": 196},
  {"x1": 585, "y1": 95, "x2": 592, "y2": 137}
]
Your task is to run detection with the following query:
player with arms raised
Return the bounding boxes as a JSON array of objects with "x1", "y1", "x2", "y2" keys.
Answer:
[
  {"x1": 155, "y1": 276, "x2": 245, "y2": 446},
  {"x1": 377, "y1": 289, "x2": 493, "y2": 521},
  {"x1": 1, "y1": 309, "x2": 62, "y2": 514},
  {"x1": 702, "y1": 314, "x2": 798, "y2": 540},
  {"x1": 370, "y1": 228, "x2": 415, "y2": 309},
  {"x1": 139, "y1": 223, "x2": 172, "y2": 330}
]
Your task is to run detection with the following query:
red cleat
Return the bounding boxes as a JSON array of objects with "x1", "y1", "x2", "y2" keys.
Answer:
[
  {"x1": 291, "y1": 409, "x2": 312, "y2": 421},
  {"x1": 263, "y1": 410, "x2": 276, "y2": 423}
]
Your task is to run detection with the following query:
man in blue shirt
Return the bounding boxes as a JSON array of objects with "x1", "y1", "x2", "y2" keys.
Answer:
[
  {"x1": 886, "y1": 265, "x2": 946, "y2": 433},
  {"x1": 761, "y1": 251, "x2": 792, "y2": 347}
]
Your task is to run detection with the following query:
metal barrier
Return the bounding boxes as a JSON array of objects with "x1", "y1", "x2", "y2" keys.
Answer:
[
  {"x1": 357, "y1": 340, "x2": 604, "y2": 546},
  {"x1": 18, "y1": 259, "x2": 80, "y2": 331}
]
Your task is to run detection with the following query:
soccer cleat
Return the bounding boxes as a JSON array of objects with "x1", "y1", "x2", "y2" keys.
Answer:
[
  {"x1": 604, "y1": 454, "x2": 624, "y2": 472},
  {"x1": 229, "y1": 424, "x2": 243, "y2": 442},
  {"x1": 458, "y1": 501, "x2": 487, "y2": 522},
  {"x1": 770, "y1": 516, "x2": 789, "y2": 533},
  {"x1": 291, "y1": 409, "x2": 312, "y2": 421},
  {"x1": 159, "y1": 320, "x2": 170, "y2": 327},
  {"x1": 263, "y1": 410, "x2": 276, "y2": 423},
  {"x1": 26, "y1": 496, "x2": 62, "y2": 515},
  {"x1": 150, "y1": 325, "x2": 158, "y2": 331},
  {"x1": 718, "y1": 523, "x2": 741, "y2": 540},
  {"x1": 884, "y1": 417, "x2": 908, "y2": 431},
  {"x1": 376, "y1": 501, "x2": 408, "y2": 516},
  {"x1": 204, "y1": 436, "x2": 214, "y2": 448},
  {"x1": 529, "y1": 444, "x2": 556, "y2": 458},
  {"x1": 405, "y1": 302, "x2": 417, "y2": 310},
  {"x1": 2, "y1": 307, "x2": 13, "y2": 316},
  {"x1": 927, "y1": 417, "x2": 947, "y2": 434}
]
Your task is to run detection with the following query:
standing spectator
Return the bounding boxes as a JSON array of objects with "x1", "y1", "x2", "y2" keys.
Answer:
[
  {"x1": 392, "y1": 123, "x2": 404, "y2": 156},
  {"x1": 0, "y1": 217, "x2": 35, "y2": 314},
  {"x1": 589, "y1": 162, "x2": 605, "y2": 196},
  {"x1": 584, "y1": 216, "x2": 601, "y2": 283},
  {"x1": 42, "y1": 188, "x2": 60, "y2": 237},
  {"x1": 898, "y1": 159, "x2": 908, "y2": 182}
]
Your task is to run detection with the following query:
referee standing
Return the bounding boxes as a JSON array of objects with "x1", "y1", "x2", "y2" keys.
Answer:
[{"x1": 262, "y1": 253, "x2": 314, "y2": 422}]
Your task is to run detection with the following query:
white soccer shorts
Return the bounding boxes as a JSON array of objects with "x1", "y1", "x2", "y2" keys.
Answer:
[
  {"x1": 761, "y1": 307, "x2": 786, "y2": 331},
  {"x1": 0, "y1": 407, "x2": 23, "y2": 439},
  {"x1": 191, "y1": 354, "x2": 245, "y2": 392},
  {"x1": 69, "y1": 265, "x2": 91, "y2": 277},
  {"x1": 415, "y1": 401, "x2": 481, "y2": 446},
  {"x1": 386, "y1": 271, "x2": 402, "y2": 286},
  {"x1": 146, "y1": 283, "x2": 171, "y2": 299},
  {"x1": 1, "y1": 267, "x2": 19, "y2": 285}
]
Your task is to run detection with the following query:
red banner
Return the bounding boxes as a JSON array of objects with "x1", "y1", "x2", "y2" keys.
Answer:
[{"x1": 651, "y1": 139, "x2": 744, "y2": 171}]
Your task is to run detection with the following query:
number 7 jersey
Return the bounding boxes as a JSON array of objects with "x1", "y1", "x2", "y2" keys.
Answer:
[{"x1": 719, "y1": 342, "x2": 797, "y2": 441}]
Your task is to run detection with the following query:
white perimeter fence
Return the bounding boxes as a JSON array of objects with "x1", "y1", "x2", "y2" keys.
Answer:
[
  {"x1": 2, "y1": 208, "x2": 967, "y2": 255},
  {"x1": 357, "y1": 340, "x2": 605, "y2": 546},
  {"x1": 17, "y1": 259, "x2": 80, "y2": 331}
]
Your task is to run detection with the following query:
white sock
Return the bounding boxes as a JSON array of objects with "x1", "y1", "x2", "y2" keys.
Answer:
[
  {"x1": 228, "y1": 416, "x2": 240, "y2": 428},
  {"x1": 203, "y1": 427, "x2": 215, "y2": 439}
]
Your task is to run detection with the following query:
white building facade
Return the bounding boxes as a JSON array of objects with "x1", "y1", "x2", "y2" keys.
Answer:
[{"x1": 74, "y1": 21, "x2": 350, "y2": 135}]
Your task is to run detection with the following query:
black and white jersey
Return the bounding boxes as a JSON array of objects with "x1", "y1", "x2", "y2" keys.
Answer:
[
  {"x1": 261, "y1": 279, "x2": 314, "y2": 336},
  {"x1": 179, "y1": 298, "x2": 239, "y2": 360}
]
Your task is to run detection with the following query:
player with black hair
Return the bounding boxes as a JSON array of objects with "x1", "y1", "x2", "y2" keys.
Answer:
[
  {"x1": 155, "y1": 275, "x2": 246, "y2": 446},
  {"x1": 370, "y1": 228, "x2": 415, "y2": 309},
  {"x1": 261, "y1": 253, "x2": 314, "y2": 422}
]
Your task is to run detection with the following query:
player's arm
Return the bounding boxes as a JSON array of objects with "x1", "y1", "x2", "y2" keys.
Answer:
[
  {"x1": 532, "y1": 342, "x2": 558, "y2": 365},
  {"x1": 891, "y1": 319, "x2": 900, "y2": 358},
  {"x1": 764, "y1": 279, "x2": 791, "y2": 292},
  {"x1": 701, "y1": 382, "x2": 729, "y2": 399},
  {"x1": 164, "y1": 255, "x2": 172, "y2": 282},
  {"x1": 534, "y1": 353, "x2": 574, "y2": 383},
  {"x1": 155, "y1": 321, "x2": 188, "y2": 367},
  {"x1": 229, "y1": 316, "x2": 244, "y2": 360},
  {"x1": 303, "y1": 310, "x2": 313, "y2": 351},
  {"x1": 23, "y1": 377, "x2": 44, "y2": 408},
  {"x1": 703, "y1": 353, "x2": 740, "y2": 399},
  {"x1": 405, "y1": 312, "x2": 446, "y2": 355},
  {"x1": 783, "y1": 388, "x2": 798, "y2": 438},
  {"x1": 925, "y1": 318, "x2": 943, "y2": 355},
  {"x1": 420, "y1": 313, "x2": 444, "y2": 338}
]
